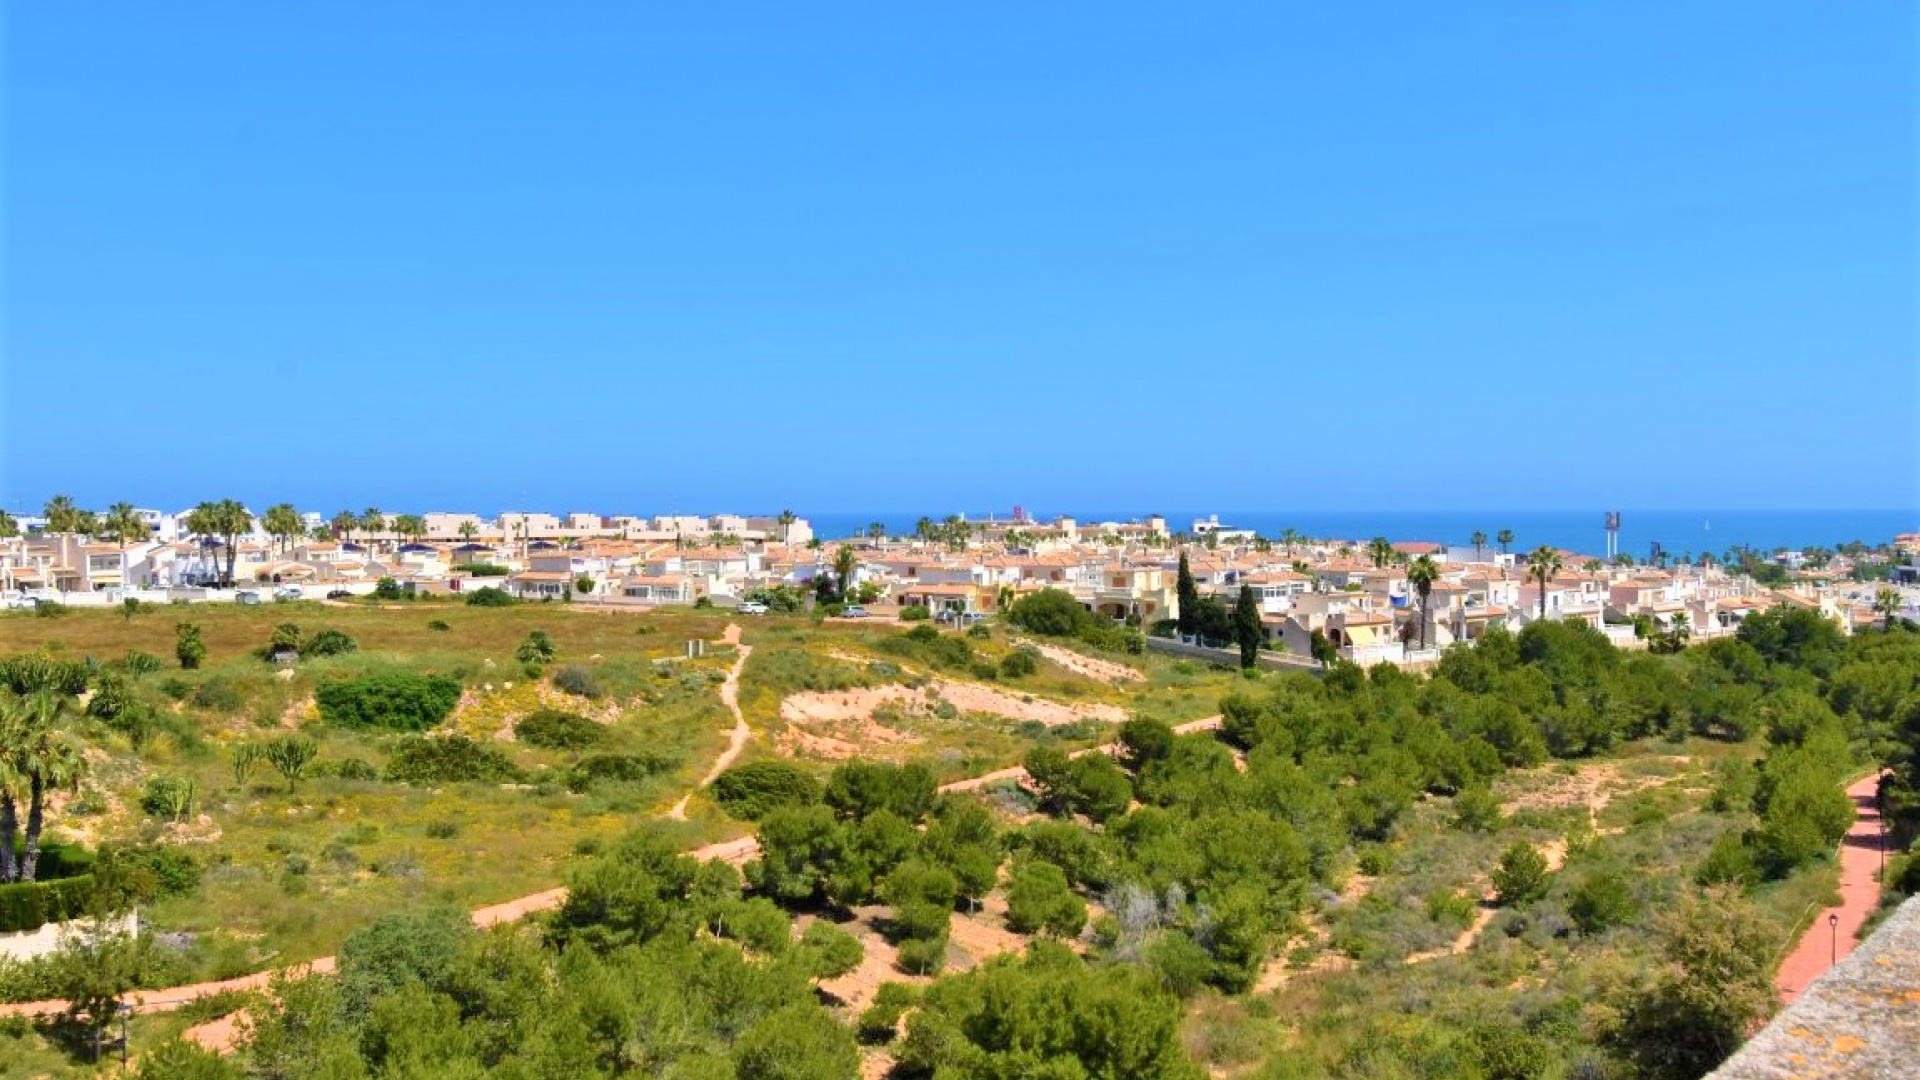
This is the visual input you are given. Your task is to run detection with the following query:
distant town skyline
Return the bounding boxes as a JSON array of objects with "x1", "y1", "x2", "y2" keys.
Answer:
[{"x1": 3, "y1": 5, "x2": 1914, "y2": 510}]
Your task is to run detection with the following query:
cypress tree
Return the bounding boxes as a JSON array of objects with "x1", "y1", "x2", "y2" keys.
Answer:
[
  {"x1": 1176, "y1": 552, "x2": 1199, "y2": 639},
  {"x1": 1233, "y1": 584, "x2": 1261, "y2": 669}
]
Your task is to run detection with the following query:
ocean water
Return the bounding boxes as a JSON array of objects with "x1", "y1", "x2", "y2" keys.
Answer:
[{"x1": 809, "y1": 509, "x2": 1918, "y2": 561}]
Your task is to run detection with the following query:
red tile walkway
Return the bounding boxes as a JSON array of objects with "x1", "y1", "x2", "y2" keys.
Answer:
[{"x1": 1774, "y1": 771, "x2": 1892, "y2": 1003}]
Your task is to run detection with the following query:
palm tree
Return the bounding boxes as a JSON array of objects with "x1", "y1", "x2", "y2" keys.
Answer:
[
  {"x1": 1367, "y1": 536, "x2": 1394, "y2": 569},
  {"x1": 458, "y1": 521, "x2": 479, "y2": 544},
  {"x1": 867, "y1": 522, "x2": 886, "y2": 542},
  {"x1": 42, "y1": 495, "x2": 80, "y2": 534},
  {"x1": 1874, "y1": 588, "x2": 1902, "y2": 630},
  {"x1": 833, "y1": 545, "x2": 859, "y2": 601},
  {"x1": 359, "y1": 508, "x2": 386, "y2": 547},
  {"x1": 330, "y1": 510, "x2": 357, "y2": 546},
  {"x1": 391, "y1": 514, "x2": 426, "y2": 545},
  {"x1": 1669, "y1": 611, "x2": 1692, "y2": 649},
  {"x1": 100, "y1": 502, "x2": 147, "y2": 588},
  {"x1": 1496, "y1": 529, "x2": 1514, "y2": 556},
  {"x1": 262, "y1": 503, "x2": 304, "y2": 554},
  {"x1": 1471, "y1": 531, "x2": 1488, "y2": 561},
  {"x1": 0, "y1": 701, "x2": 23, "y2": 882},
  {"x1": 184, "y1": 500, "x2": 249, "y2": 586},
  {"x1": 1526, "y1": 546, "x2": 1564, "y2": 622},
  {"x1": 1407, "y1": 555, "x2": 1439, "y2": 650},
  {"x1": 2, "y1": 692, "x2": 87, "y2": 882},
  {"x1": 0, "y1": 511, "x2": 17, "y2": 539},
  {"x1": 1281, "y1": 528, "x2": 1302, "y2": 557}
]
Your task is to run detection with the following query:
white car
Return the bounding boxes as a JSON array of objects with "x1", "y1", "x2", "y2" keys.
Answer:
[
  {"x1": 273, "y1": 585, "x2": 304, "y2": 601},
  {"x1": 737, "y1": 601, "x2": 769, "y2": 615}
]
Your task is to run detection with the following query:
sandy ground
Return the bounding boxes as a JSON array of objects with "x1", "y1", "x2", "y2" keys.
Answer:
[{"x1": 1018, "y1": 640, "x2": 1146, "y2": 684}]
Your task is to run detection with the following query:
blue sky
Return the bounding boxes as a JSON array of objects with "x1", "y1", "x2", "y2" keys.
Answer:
[{"x1": 3, "y1": 3, "x2": 1913, "y2": 517}]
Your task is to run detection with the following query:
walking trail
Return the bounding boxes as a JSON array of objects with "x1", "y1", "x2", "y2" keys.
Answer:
[
  {"x1": 1774, "y1": 771, "x2": 1891, "y2": 1003},
  {"x1": 667, "y1": 625, "x2": 752, "y2": 821},
  {"x1": 0, "y1": 643, "x2": 1222, "y2": 1051}
]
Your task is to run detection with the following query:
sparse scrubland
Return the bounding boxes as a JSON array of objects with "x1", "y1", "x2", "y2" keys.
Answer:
[{"x1": 0, "y1": 601, "x2": 1912, "y2": 1080}]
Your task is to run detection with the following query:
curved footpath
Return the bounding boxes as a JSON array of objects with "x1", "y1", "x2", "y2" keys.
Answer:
[
  {"x1": 1774, "y1": 771, "x2": 1892, "y2": 1003},
  {"x1": 0, "y1": 629, "x2": 1213, "y2": 1027}
]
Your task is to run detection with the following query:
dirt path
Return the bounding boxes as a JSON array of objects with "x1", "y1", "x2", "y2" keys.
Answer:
[
  {"x1": 1775, "y1": 772, "x2": 1891, "y2": 1003},
  {"x1": 668, "y1": 624, "x2": 752, "y2": 820}
]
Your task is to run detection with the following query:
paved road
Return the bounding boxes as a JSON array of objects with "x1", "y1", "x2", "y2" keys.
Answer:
[{"x1": 1775, "y1": 772, "x2": 1892, "y2": 1003}]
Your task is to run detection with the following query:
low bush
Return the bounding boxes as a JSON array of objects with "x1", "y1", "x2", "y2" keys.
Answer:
[
  {"x1": 551, "y1": 664, "x2": 604, "y2": 699},
  {"x1": 465, "y1": 587, "x2": 518, "y2": 607},
  {"x1": 190, "y1": 677, "x2": 245, "y2": 713},
  {"x1": 303, "y1": 629, "x2": 358, "y2": 657},
  {"x1": 311, "y1": 758, "x2": 381, "y2": 782},
  {"x1": 899, "y1": 605, "x2": 930, "y2": 622},
  {"x1": 565, "y1": 752, "x2": 679, "y2": 793},
  {"x1": 515, "y1": 709, "x2": 607, "y2": 750},
  {"x1": 712, "y1": 761, "x2": 823, "y2": 819},
  {"x1": 315, "y1": 672, "x2": 462, "y2": 731},
  {"x1": 384, "y1": 736, "x2": 525, "y2": 784},
  {"x1": 999, "y1": 648, "x2": 1040, "y2": 679}
]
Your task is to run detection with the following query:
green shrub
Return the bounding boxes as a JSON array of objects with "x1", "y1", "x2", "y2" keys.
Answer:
[
  {"x1": 303, "y1": 629, "x2": 357, "y2": 657},
  {"x1": 551, "y1": 664, "x2": 604, "y2": 699},
  {"x1": 999, "y1": 648, "x2": 1040, "y2": 679},
  {"x1": 515, "y1": 709, "x2": 607, "y2": 750},
  {"x1": 1567, "y1": 871, "x2": 1639, "y2": 934},
  {"x1": 119, "y1": 650, "x2": 164, "y2": 676},
  {"x1": 1491, "y1": 842, "x2": 1551, "y2": 906},
  {"x1": 315, "y1": 672, "x2": 462, "y2": 731},
  {"x1": 1695, "y1": 832, "x2": 1759, "y2": 887},
  {"x1": 311, "y1": 758, "x2": 380, "y2": 782},
  {"x1": 174, "y1": 622, "x2": 207, "y2": 669},
  {"x1": 566, "y1": 752, "x2": 679, "y2": 792},
  {"x1": 385, "y1": 736, "x2": 524, "y2": 784},
  {"x1": 372, "y1": 577, "x2": 403, "y2": 600},
  {"x1": 189, "y1": 676, "x2": 244, "y2": 713},
  {"x1": 858, "y1": 982, "x2": 921, "y2": 1043},
  {"x1": 427, "y1": 619, "x2": 451, "y2": 632},
  {"x1": 899, "y1": 605, "x2": 930, "y2": 622},
  {"x1": 1005, "y1": 860, "x2": 1086, "y2": 937},
  {"x1": 465, "y1": 586, "x2": 518, "y2": 606},
  {"x1": 141, "y1": 775, "x2": 198, "y2": 821},
  {"x1": 516, "y1": 630, "x2": 558, "y2": 665},
  {"x1": 712, "y1": 761, "x2": 824, "y2": 819}
]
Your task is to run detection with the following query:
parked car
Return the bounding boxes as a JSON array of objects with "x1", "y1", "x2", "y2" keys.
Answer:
[
  {"x1": 326, "y1": 590, "x2": 353, "y2": 600},
  {"x1": 840, "y1": 606, "x2": 870, "y2": 618},
  {"x1": 234, "y1": 590, "x2": 263, "y2": 605},
  {"x1": 962, "y1": 612, "x2": 989, "y2": 623},
  {"x1": 273, "y1": 585, "x2": 304, "y2": 601},
  {"x1": 737, "y1": 601, "x2": 769, "y2": 615},
  {"x1": 2, "y1": 595, "x2": 33, "y2": 611}
]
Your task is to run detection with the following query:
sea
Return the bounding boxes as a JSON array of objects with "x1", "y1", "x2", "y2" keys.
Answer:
[{"x1": 808, "y1": 509, "x2": 1919, "y2": 562}]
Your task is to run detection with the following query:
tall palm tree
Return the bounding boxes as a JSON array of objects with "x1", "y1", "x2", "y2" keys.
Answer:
[
  {"x1": 1471, "y1": 531, "x2": 1488, "y2": 561},
  {"x1": 0, "y1": 700, "x2": 24, "y2": 882},
  {"x1": 867, "y1": 522, "x2": 886, "y2": 542},
  {"x1": 391, "y1": 514, "x2": 426, "y2": 545},
  {"x1": 42, "y1": 495, "x2": 79, "y2": 534},
  {"x1": 1367, "y1": 536, "x2": 1394, "y2": 569},
  {"x1": 359, "y1": 508, "x2": 386, "y2": 547},
  {"x1": 100, "y1": 502, "x2": 147, "y2": 588},
  {"x1": 1669, "y1": 611, "x2": 1692, "y2": 649},
  {"x1": 4, "y1": 692, "x2": 87, "y2": 882},
  {"x1": 458, "y1": 520, "x2": 479, "y2": 544},
  {"x1": 1526, "y1": 545, "x2": 1564, "y2": 622},
  {"x1": 330, "y1": 510, "x2": 357, "y2": 546},
  {"x1": 1497, "y1": 529, "x2": 1514, "y2": 556},
  {"x1": 1281, "y1": 528, "x2": 1301, "y2": 557},
  {"x1": 1407, "y1": 555, "x2": 1439, "y2": 649},
  {"x1": 833, "y1": 545, "x2": 859, "y2": 600}
]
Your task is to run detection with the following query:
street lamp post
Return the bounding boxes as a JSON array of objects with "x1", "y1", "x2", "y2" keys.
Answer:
[{"x1": 1828, "y1": 912, "x2": 1839, "y2": 966}]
